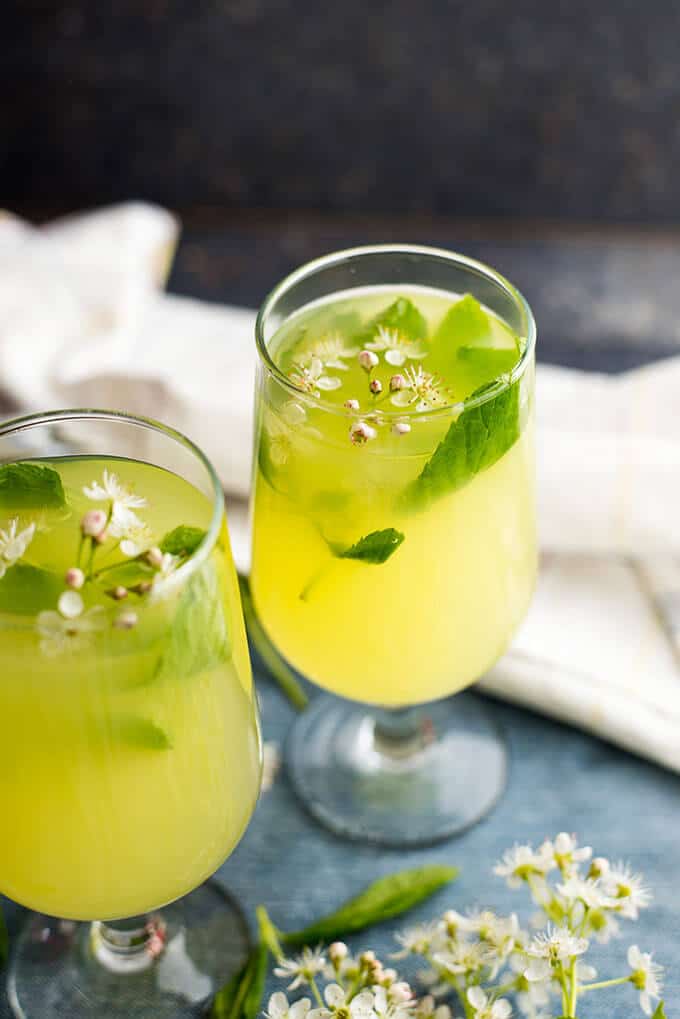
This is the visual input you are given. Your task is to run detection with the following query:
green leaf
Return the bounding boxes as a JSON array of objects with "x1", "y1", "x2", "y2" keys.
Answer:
[
  {"x1": 403, "y1": 379, "x2": 521, "y2": 510},
  {"x1": 0, "y1": 462, "x2": 65, "y2": 509},
  {"x1": 239, "y1": 577, "x2": 308, "y2": 711},
  {"x1": 354, "y1": 297, "x2": 427, "y2": 345},
  {"x1": 160, "y1": 525, "x2": 206, "y2": 557},
  {"x1": 434, "y1": 293, "x2": 491, "y2": 346},
  {"x1": 0, "y1": 562, "x2": 64, "y2": 616},
  {"x1": 112, "y1": 715, "x2": 173, "y2": 751},
  {"x1": 208, "y1": 942, "x2": 268, "y2": 1019},
  {"x1": 281, "y1": 864, "x2": 458, "y2": 946},
  {"x1": 338, "y1": 528, "x2": 405, "y2": 564},
  {"x1": 0, "y1": 902, "x2": 7, "y2": 970},
  {"x1": 652, "y1": 1004, "x2": 667, "y2": 1019},
  {"x1": 156, "y1": 560, "x2": 231, "y2": 682},
  {"x1": 456, "y1": 345, "x2": 519, "y2": 389}
]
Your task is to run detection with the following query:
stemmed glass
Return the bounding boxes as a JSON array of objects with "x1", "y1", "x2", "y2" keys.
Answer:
[
  {"x1": 0, "y1": 409, "x2": 262, "y2": 1018},
  {"x1": 250, "y1": 245, "x2": 536, "y2": 846}
]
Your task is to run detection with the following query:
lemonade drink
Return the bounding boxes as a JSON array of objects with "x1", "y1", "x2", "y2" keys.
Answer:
[
  {"x1": 251, "y1": 286, "x2": 536, "y2": 706},
  {"x1": 0, "y1": 456, "x2": 261, "y2": 920}
]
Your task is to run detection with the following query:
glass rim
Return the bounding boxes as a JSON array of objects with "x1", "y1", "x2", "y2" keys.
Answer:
[
  {"x1": 255, "y1": 243, "x2": 537, "y2": 421},
  {"x1": 0, "y1": 407, "x2": 225, "y2": 583}
]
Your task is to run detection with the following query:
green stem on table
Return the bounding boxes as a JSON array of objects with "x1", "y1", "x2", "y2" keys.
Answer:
[
  {"x1": 239, "y1": 577, "x2": 309, "y2": 711},
  {"x1": 256, "y1": 905, "x2": 285, "y2": 963},
  {"x1": 579, "y1": 975, "x2": 631, "y2": 993}
]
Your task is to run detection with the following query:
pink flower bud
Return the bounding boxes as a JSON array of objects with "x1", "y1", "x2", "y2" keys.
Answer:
[
  {"x1": 146, "y1": 546, "x2": 164, "y2": 568},
  {"x1": 65, "y1": 567, "x2": 85, "y2": 590},
  {"x1": 390, "y1": 982, "x2": 413, "y2": 1003},
  {"x1": 349, "y1": 420, "x2": 378, "y2": 445},
  {"x1": 392, "y1": 421, "x2": 411, "y2": 436},
  {"x1": 369, "y1": 378, "x2": 383, "y2": 395},
  {"x1": 329, "y1": 941, "x2": 348, "y2": 963},
  {"x1": 358, "y1": 350, "x2": 379, "y2": 372},
  {"x1": 359, "y1": 950, "x2": 377, "y2": 966},
  {"x1": 132, "y1": 579, "x2": 153, "y2": 595},
  {"x1": 389, "y1": 373, "x2": 406, "y2": 391},
  {"x1": 114, "y1": 610, "x2": 138, "y2": 630},
  {"x1": 344, "y1": 398, "x2": 360, "y2": 411},
  {"x1": 81, "y1": 509, "x2": 107, "y2": 538},
  {"x1": 110, "y1": 586, "x2": 128, "y2": 601}
]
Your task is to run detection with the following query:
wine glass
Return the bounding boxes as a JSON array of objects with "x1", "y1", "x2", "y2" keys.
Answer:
[
  {"x1": 250, "y1": 245, "x2": 536, "y2": 846},
  {"x1": 0, "y1": 409, "x2": 262, "y2": 1018}
]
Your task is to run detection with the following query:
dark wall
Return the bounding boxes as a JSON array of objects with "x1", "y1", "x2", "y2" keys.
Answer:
[{"x1": 4, "y1": 1, "x2": 680, "y2": 221}]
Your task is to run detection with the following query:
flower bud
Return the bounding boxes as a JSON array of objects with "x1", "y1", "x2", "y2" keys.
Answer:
[
  {"x1": 108, "y1": 585, "x2": 128, "y2": 601},
  {"x1": 349, "y1": 420, "x2": 378, "y2": 445},
  {"x1": 358, "y1": 350, "x2": 379, "y2": 372},
  {"x1": 392, "y1": 421, "x2": 411, "y2": 436},
  {"x1": 329, "y1": 942, "x2": 348, "y2": 963},
  {"x1": 381, "y1": 969, "x2": 397, "y2": 986},
  {"x1": 369, "y1": 379, "x2": 383, "y2": 395},
  {"x1": 65, "y1": 567, "x2": 85, "y2": 590},
  {"x1": 114, "y1": 610, "x2": 138, "y2": 630},
  {"x1": 389, "y1": 373, "x2": 406, "y2": 391},
  {"x1": 131, "y1": 579, "x2": 153, "y2": 595},
  {"x1": 81, "y1": 509, "x2": 107, "y2": 538},
  {"x1": 344, "y1": 398, "x2": 360, "y2": 411},
  {"x1": 359, "y1": 951, "x2": 376, "y2": 966},
  {"x1": 390, "y1": 982, "x2": 413, "y2": 1004},
  {"x1": 146, "y1": 546, "x2": 164, "y2": 569}
]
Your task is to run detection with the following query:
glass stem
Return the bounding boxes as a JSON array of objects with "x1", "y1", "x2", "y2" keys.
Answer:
[
  {"x1": 89, "y1": 914, "x2": 167, "y2": 974},
  {"x1": 372, "y1": 705, "x2": 430, "y2": 759}
]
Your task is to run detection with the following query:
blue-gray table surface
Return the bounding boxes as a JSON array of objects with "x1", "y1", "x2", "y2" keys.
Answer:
[{"x1": 2, "y1": 221, "x2": 680, "y2": 1016}]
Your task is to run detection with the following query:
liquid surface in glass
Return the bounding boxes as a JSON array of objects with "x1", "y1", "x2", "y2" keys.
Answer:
[
  {"x1": 251, "y1": 286, "x2": 537, "y2": 706},
  {"x1": 0, "y1": 456, "x2": 261, "y2": 920}
]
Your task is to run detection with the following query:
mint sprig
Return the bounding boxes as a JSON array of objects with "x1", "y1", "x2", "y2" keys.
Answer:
[
  {"x1": 0, "y1": 462, "x2": 65, "y2": 509},
  {"x1": 156, "y1": 560, "x2": 231, "y2": 682},
  {"x1": 300, "y1": 527, "x2": 405, "y2": 601},
  {"x1": 353, "y1": 296, "x2": 427, "y2": 345},
  {"x1": 0, "y1": 563, "x2": 64, "y2": 616},
  {"x1": 208, "y1": 942, "x2": 268, "y2": 1019},
  {"x1": 403, "y1": 379, "x2": 522, "y2": 510},
  {"x1": 112, "y1": 715, "x2": 173, "y2": 751}
]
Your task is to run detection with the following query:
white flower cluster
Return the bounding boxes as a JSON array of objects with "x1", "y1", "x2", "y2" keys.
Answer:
[{"x1": 269, "y1": 834, "x2": 663, "y2": 1019}]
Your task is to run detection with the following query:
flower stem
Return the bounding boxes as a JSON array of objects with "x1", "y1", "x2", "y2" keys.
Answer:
[
  {"x1": 309, "y1": 977, "x2": 325, "y2": 1009},
  {"x1": 568, "y1": 957, "x2": 578, "y2": 1016},
  {"x1": 579, "y1": 976, "x2": 631, "y2": 992},
  {"x1": 255, "y1": 905, "x2": 285, "y2": 962}
]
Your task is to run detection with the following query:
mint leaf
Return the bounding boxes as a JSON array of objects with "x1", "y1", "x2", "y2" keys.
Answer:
[
  {"x1": 0, "y1": 462, "x2": 65, "y2": 509},
  {"x1": 156, "y1": 560, "x2": 231, "y2": 681},
  {"x1": 434, "y1": 293, "x2": 491, "y2": 346},
  {"x1": 652, "y1": 1005, "x2": 667, "y2": 1019},
  {"x1": 403, "y1": 379, "x2": 521, "y2": 510},
  {"x1": 209, "y1": 942, "x2": 268, "y2": 1019},
  {"x1": 0, "y1": 902, "x2": 7, "y2": 970},
  {"x1": 0, "y1": 563, "x2": 64, "y2": 616},
  {"x1": 113, "y1": 715, "x2": 172, "y2": 751},
  {"x1": 339, "y1": 528, "x2": 405, "y2": 564},
  {"x1": 354, "y1": 297, "x2": 427, "y2": 345},
  {"x1": 280, "y1": 865, "x2": 458, "y2": 947},
  {"x1": 160, "y1": 525, "x2": 206, "y2": 557}
]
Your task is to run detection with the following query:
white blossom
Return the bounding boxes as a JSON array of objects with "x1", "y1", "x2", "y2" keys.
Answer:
[
  {"x1": 301, "y1": 334, "x2": 359, "y2": 371},
  {"x1": 434, "y1": 939, "x2": 493, "y2": 977},
  {"x1": 36, "y1": 604, "x2": 106, "y2": 656},
  {"x1": 557, "y1": 877, "x2": 616, "y2": 911},
  {"x1": 604, "y1": 863, "x2": 652, "y2": 919},
  {"x1": 366, "y1": 326, "x2": 427, "y2": 366},
  {"x1": 547, "y1": 833, "x2": 592, "y2": 876},
  {"x1": 494, "y1": 843, "x2": 554, "y2": 889},
  {"x1": 309, "y1": 985, "x2": 376, "y2": 1019},
  {"x1": 83, "y1": 470, "x2": 147, "y2": 511},
  {"x1": 108, "y1": 505, "x2": 154, "y2": 557},
  {"x1": 466, "y1": 987, "x2": 512, "y2": 1019},
  {"x1": 0, "y1": 519, "x2": 35, "y2": 578},
  {"x1": 265, "y1": 992, "x2": 313, "y2": 1019},
  {"x1": 290, "y1": 357, "x2": 342, "y2": 395},
  {"x1": 627, "y1": 946, "x2": 663, "y2": 1016},
  {"x1": 393, "y1": 922, "x2": 444, "y2": 958},
  {"x1": 389, "y1": 366, "x2": 450, "y2": 412},
  {"x1": 274, "y1": 947, "x2": 327, "y2": 991},
  {"x1": 149, "y1": 553, "x2": 182, "y2": 601}
]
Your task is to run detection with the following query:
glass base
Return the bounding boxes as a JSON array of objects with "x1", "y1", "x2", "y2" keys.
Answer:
[
  {"x1": 286, "y1": 691, "x2": 508, "y2": 847},
  {"x1": 7, "y1": 882, "x2": 250, "y2": 1018}
]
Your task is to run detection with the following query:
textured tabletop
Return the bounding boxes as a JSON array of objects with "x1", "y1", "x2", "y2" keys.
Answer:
[{"x1": 2, "y1": 220, "x2": 679, "y2": 1016}]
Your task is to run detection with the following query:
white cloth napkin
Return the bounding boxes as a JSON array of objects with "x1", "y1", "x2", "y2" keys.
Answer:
[{"x1": 2, "y1": 203, "x2": 680, "y2": 772}]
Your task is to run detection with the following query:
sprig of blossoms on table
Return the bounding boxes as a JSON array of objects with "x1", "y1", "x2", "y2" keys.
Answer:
[{"x1": 266, "y1": 834, "x2": 664, "y2": 1019}]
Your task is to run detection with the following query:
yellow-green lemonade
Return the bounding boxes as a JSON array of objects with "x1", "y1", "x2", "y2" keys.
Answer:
[
  {"x1": 0, "y1": 457, "x2": 261, "y2": 921},
  {"x1": 251, "y1": 287, "x2": 536, "y2": 706}
]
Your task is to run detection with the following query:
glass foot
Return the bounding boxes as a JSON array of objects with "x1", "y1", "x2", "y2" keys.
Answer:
[
  {"x1": 7, "y1": 882, "x2": 250, "y2": 1018},
  {"x1": 286, "y1": 691, "x2": 508, "y2": 847}
]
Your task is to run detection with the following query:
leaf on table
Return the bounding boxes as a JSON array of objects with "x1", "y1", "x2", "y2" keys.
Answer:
[
  {"x1": 280, "y1": 864, "x2": 458, "y2": 946},
  {"x1": 0, "y1": 462, "x2": 65, "y2": 509},
  {"x1": 208, "y1": 942, "x2": 268, "y2": 1019},
  {"x1": 652, "y1": 1004, "x2": 667, "y2": 1019},
  {"x1": 160, "y1": 525, "x2": 207, "y2": 557}
]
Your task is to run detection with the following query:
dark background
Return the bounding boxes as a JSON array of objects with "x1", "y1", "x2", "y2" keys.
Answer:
[{"x1": 4, "y1": 0, "x2": 680, "y2": 223}]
